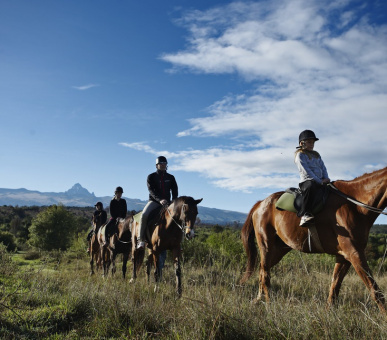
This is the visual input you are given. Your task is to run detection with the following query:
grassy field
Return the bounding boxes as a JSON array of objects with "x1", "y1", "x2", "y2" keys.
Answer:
[{"x1": 1, "y1": 241, "x2": 387, "y2": 340}]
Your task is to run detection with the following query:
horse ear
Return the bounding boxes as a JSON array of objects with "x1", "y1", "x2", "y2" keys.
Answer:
[{"x1": 195, "y1": 198, "x2": 203, "y2": 205}]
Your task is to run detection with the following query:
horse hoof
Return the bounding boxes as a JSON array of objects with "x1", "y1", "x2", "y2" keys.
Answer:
[{"x1": 129, "y1": 278, "x2": 135, "y2": 284}]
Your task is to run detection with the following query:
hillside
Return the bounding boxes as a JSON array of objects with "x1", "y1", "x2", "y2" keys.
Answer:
[{"x1": 0, "y1": 184, "x2": 247, "y2": 225}]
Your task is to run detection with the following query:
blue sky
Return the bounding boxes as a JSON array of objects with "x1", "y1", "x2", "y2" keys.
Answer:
[{"x1": 1, "y1": 0, "x2": 386, "y2": 223}]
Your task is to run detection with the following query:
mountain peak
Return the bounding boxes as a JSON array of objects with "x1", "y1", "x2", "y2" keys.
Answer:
[{"x1": 65, "y1": 183, "x2": 94, "y2": 197}]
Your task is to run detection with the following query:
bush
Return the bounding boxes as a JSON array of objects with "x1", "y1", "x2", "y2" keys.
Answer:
[
  {"x1": 28, "y1": 205, "x2": 78, "y2": 251},
  {"x1": 0, "y1": 231, "x2": 17, "y2": 252}
]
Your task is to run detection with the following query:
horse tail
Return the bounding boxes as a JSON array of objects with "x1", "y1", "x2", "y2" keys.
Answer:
[{"x1": 240, "y1": 201, "x2": 261, "y2": 284}]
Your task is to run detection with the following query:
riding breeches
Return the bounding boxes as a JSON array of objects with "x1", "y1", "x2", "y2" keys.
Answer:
[
  {"x1": 105, "y1": 218, "x2": 118, "y2": 238},
  {"x1": 298, "y1": 180, "x2": 320, "y2": 217},
  {"x1": 138, "y1": 201, "x2": 160, "y2": 242}
]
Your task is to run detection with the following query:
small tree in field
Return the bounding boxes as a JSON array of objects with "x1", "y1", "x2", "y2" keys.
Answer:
[{"x1": 28, "y1": 205, "x2": 77, "y2": 251}]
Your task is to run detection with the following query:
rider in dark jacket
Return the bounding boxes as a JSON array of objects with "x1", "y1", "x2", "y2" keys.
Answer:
[
  {"x1": 105, "y1": 186, "x2": 127, "y2": 244},
  {"x1": 87, "y1": 201, "x2": 107, "y2": 253},
  {"x1": 137, "y1": 156, "x2": 178, "y2": 249}
]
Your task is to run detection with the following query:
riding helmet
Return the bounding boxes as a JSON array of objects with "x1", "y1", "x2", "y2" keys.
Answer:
[
  {"x1": 299, "y1": 130, "x2": 319, "y2": 143},
  {"x1": 115, "y1": 186, "x2": 123, "y2": 193},
  {"x1": 94, "y1": 201, "x2": 103, "y2": 208},
  {"x1": 156, "y1": 156, "x2": 168, "y2": 164}
]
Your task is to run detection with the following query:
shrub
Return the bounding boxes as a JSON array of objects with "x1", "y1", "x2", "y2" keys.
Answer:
[{"x1": 0, "y1": 231, "x2": 17, "y2": 252}]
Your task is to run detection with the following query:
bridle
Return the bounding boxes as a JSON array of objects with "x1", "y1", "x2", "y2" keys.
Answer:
[
  {"x1": 328, "y1": 183, "x2": 387, "y2": 215},
  {"x1": 167, "y1": 204, "x2": 194, "y2": 239}
]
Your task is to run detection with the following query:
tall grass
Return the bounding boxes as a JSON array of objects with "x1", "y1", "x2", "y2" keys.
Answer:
[{"x1": 1, "y1": 246, "x2": 387, "y2": 339}]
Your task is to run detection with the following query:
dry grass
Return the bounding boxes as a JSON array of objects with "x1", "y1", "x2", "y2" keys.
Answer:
[{"x1": 1, "y1": 249, "x2": 387, "y2": 339}]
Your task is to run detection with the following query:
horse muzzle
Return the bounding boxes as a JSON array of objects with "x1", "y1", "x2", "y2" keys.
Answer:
[{"x1": 185, "y1": 228, "x2": 195, "y2": 240}]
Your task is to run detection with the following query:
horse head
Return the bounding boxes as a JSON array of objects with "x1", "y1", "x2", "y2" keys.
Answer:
[{"x1": 169, "y1": 196, "x2": 202, "y2": 240}]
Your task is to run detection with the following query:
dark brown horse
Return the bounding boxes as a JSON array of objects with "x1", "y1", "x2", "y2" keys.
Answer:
[
  {"x1": 130, "y1": 196, "x2": 202, "y2": 296},
  {"x1": 110, "y1": 215, "x2": 133, "y2": 279},
  {"x1": 89, "y1": 214, "x2": 104, "y2": 275},
  {"x1": 97, "y1": 216, "x2": 133, "y2": 278},
  {"x1": 241, "y1": 167, "x2": 387, "y2": 314}
]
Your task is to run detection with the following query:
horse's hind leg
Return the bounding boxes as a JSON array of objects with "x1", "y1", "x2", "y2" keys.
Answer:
[{"x1": 327, "y1": 256, "x2": 351, "y2": 307}]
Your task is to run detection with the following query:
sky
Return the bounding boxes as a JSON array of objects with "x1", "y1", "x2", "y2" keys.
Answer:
[{"x1": 1, "y1": 0, "x2": 386, "y2": 223}]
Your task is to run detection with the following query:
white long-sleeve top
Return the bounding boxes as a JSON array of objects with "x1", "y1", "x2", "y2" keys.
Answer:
[{"x1": 295, "y1": 151, "x2": 329, "y2": 185}]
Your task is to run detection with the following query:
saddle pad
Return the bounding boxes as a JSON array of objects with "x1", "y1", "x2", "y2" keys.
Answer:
[
  {"x1": 275, "y1": 192, "x2": 298, "y2": 213},
  {"x1": 133, "y1": 212, "x2": 142, "y2": 224}
]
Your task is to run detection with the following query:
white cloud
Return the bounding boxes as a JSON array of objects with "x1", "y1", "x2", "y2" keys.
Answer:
[
  {"x1": 124, "y1": 0, "x2": 387, "y2": 193},
  {"x1": 72, "y1": 84, "x2": 100, "y2": 90}
]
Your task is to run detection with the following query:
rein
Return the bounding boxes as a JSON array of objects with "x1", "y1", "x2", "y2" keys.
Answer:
[
  {"x1": 167, "y1": 207, "x2": 186, "y2": 232},
  {"x1": 328, "y1": 183, "x2": 387, "y2": 215}
]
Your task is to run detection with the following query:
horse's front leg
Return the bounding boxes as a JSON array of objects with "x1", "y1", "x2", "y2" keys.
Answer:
[
  {"x1": 122, "y1": 252, "x2": 129, "y2": 279},
  {"x1": 153, "y1": 253, "x2": 160, "y2": 283},
  {"x1": 327, "y1": 256, "x2": 351, "y2": 307},
  {"x1": 111, "y1": 250, "x2": 117, "y2": 276},
  {"x1": 172, "y1": 248, "x2": 182, "y2": 297}
]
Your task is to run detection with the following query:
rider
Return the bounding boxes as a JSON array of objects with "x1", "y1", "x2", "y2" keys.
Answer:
[
  {"x1": 295, "y1": 130, "x2": 330, "y2": 226},
  {"x1": 86, "y1": 201, "x2": 107, "y2": 253},
  {"x1": 137, "y1": 156, "x2": 178, "y2": 249},
  {"x1": 105, "y1": 186, "x2": 127, "y2": 244}
]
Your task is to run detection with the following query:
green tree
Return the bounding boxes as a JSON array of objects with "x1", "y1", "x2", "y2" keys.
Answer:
[
  {"x1": 28, "y1": 205, "x2": 78, "y2": 251},
  {"x1": 0, "y1": 231, "x2": 16, "y2": 252}
]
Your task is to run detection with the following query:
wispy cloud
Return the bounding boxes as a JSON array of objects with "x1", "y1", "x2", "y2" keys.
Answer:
[
  {"x1": 125, "y1": 0, "x2": 387, "y2": 192},
  {"x1": 72, "y1": 84, "x2": 100, "y2": 90}
]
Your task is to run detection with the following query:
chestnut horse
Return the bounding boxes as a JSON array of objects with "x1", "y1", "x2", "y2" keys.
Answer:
[
  {"x1": 130, "y1": 196, "x2": 202, "y2": 296},
  {"x1": 97, "y1": 216, "x2": 133, "y2": 278},
  {"x1": 89, "y1": 214, "x2": 104, "y2": 275},
  {"x1": 241, "y1": 167, "x2": 387, "y2": 313}
]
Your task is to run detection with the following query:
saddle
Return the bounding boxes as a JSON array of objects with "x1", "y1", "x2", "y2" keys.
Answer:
[
  {"x1": 275, "y1": 185, "x2": 329, "y2": 215},
  {"x1": 134, "y1": 206, "x2": 164, "y2": 243}
]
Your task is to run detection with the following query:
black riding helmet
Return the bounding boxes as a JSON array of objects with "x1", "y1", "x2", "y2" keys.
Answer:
[
  {"x1": 156, "y1": 156, "x2": 168, "y2": 164},
  {"x1": 115, "y1": 186, "x2": 123, "y2": 193},
  {"x1": 94, "y1": 201, "x2": 103, "y2": 208},
  {"x1": 299, "y1": 130, "x2": 319, "y2": 143}
]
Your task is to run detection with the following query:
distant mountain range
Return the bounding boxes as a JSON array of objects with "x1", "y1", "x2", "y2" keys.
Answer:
[{"x1": 0, "y1": 184, "x2": 247, "y2": 225}]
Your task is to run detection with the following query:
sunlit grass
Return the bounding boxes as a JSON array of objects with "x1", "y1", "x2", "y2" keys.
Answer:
[{"x1": 1, "y1": 247, "x2": 387, "y2": 339}]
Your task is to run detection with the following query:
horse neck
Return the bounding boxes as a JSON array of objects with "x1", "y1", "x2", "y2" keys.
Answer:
[
  {"x1": 165, "y1": 202, "x2": 182, "y2": 229},
  {"x1": 336, "y1": 167, "x2": 387, "y2": 212},
  {"x1": 118, "y1": 217, "x2": 131, "y2": 240}
]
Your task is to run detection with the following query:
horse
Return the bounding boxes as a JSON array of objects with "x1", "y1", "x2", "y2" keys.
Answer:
[
  {"x1": 89, "y1": 214, "x2": 104, "y2": 275},
  {"x1": 110, "y1": 215, "x2": 133, "y2": 279},
  {"x1": 130, "y1": 196, "x2": 202, "y2": 296},
  {"x1": 240, "y1": 166, "x2": 387, "y2": 314},
  {"x1": 97, "y1": 216, "x2": 133, "y2": 278}
]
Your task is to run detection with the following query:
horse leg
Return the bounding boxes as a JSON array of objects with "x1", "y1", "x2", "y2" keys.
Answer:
[
  {"x1": 146, "y1": 253, "x2": 152, "y2": 283},
  {"x1": 348, "y1": 249, "x2": 386, "y2": 314},
  {"x1": 153, "y1": 253, "x2": 160, "y2": 282},
  {"x1": 172, "y1": 248, "x2": 182, "y2": 297},
  {"x1": 111, "y1": 250, "x2": 117, "y2": 276},
  {"x1": 90, "y1": 250, "x2": 95, "y2": 276},
  {"x1": 256, "y1": 234, "x2": 291, "y2": 303},
  {"x1": 122, "y1": 252, "x2": 129, "y2": 279},
  {"x1": 327, "y1": 256, "x2": 351, "y2": 307}
]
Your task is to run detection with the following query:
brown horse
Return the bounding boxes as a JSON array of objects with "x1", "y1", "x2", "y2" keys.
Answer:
[
  {"x1": 97, "y1": 216, "x2": 133, "y2": 278},
  {"x1": 130, "y1": 196, "x2": 202, "y2": 296},
  {"x1": 89, "y1": 214, "x2": 104, "y2": 275},
  {"x1": 110, "y1": 215, "x2": 133, "y2": 279},
  {"x1": 241, "y1": 167, "x2": 387, "y2": 314}
]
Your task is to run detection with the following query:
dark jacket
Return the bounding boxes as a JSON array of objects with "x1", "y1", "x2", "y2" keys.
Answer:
[
  {"x1": 109, "y1": 198, "x2": 127, "y2": 219},
  {"x1": 147, "y1": 170, "x2": 178, "y2": 203},
  {"x1": 93, "y1": 210, "x2": 107, "y2": 224}
]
